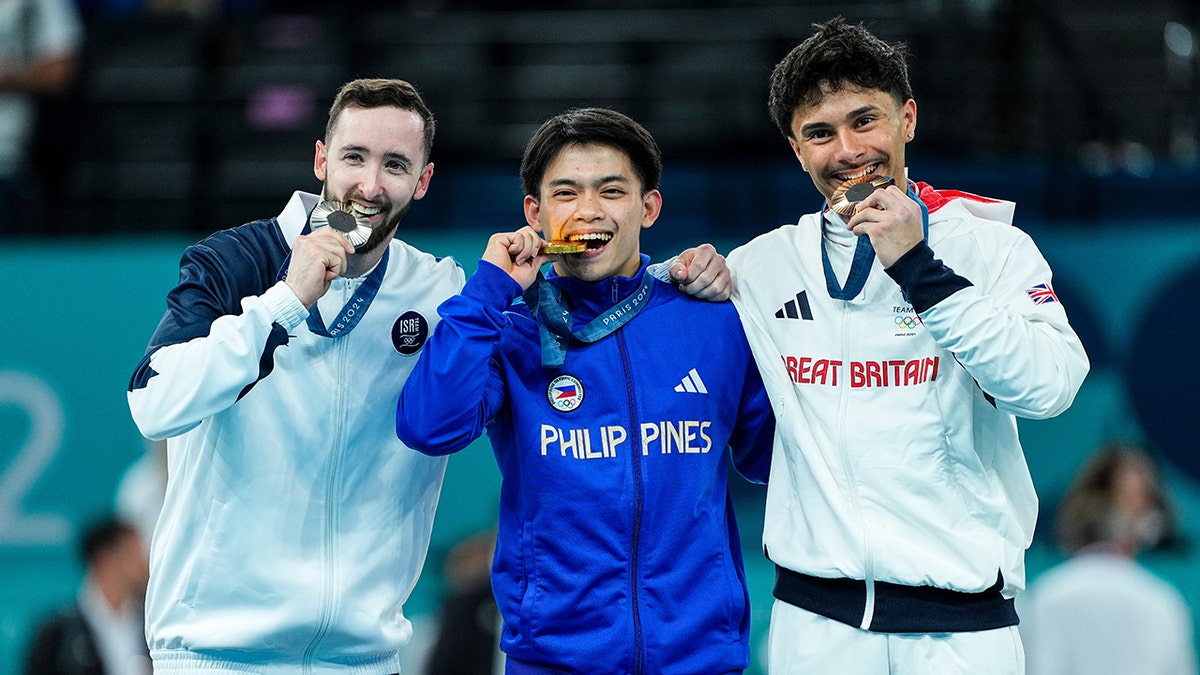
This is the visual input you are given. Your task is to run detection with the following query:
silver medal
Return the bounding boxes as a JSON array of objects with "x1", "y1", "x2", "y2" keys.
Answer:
[{"x1": 309, "y1": 200, "x2": 372, "y2": 249}]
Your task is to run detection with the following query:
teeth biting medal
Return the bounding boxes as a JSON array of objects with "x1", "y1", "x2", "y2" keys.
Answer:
[
  {"x1": 830, "y1": 174, "x2": 894, "y2": 216},
  {"x1": 309, "y1": 200, "x2": 373, "y2": 249},
  {"x1": 543, "y1": 214, "x2": 588, "y2": 253}
]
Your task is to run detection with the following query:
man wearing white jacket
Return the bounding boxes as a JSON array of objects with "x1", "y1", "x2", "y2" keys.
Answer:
[{"x1": 728, "y1": 18, "x2": 1090, "y2": 675}]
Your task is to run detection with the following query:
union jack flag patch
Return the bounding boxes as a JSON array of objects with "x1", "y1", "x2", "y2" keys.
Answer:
[{"x1": 1025, "y1": 283, "x2": 1059, "y2": 305}]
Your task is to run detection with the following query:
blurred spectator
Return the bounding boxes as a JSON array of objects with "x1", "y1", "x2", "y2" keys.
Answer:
[
  {"x1": 23, "y1": 516, "x2": 151, "y2": 675},
  {"x1": 0, "y1": 0, "x2": 83, "y2": 237},
  {"x1": 1021, "y1": 441, "x2": 1197, "y2": 675},
  {"x1": 424, "y1": 530, "x2": 500, "y2": 675}
]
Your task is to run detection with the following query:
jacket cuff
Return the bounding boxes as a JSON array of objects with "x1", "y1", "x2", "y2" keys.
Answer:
[
  {"x1": 884, "y1": 241, "x2": 972, "y2": 313},
  {"x1": 465, "y1": 260, "x2": 526, "y2": 308},
  {"x1": 262, "y1": 281, "x2": 310, "y2": 331}
]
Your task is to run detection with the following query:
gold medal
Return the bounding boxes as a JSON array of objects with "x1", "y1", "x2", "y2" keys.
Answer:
[
  {"x1": 543, "y1": 241, "x2": 587, "y2": 254},
  {"x1": 543, "y1": 214, "x2": 588, "y2": 253},
  {"x1": 830, "y1": 175, "x2": 894, "y2": 216},
  {"x1": 309, "y1": 200, "x2": 373, "y2": 249}
]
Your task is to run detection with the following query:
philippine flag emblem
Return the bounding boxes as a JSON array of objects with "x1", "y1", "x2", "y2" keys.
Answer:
[
  {"x1": 547, "y1": 374, "x2": 584, "y2": 412},
  {"x1": 1025, "y1": 283, "x2": 1059, "y2": 305}
]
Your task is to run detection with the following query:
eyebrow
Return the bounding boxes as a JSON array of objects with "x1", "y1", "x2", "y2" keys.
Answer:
[
  {"x1": 799, "y1": 104, "x2": 882, "y2": 137},
  {"x1": 339, "y1": 144, "x2": 414, "y2": 169},
  {"x1": 547, "y1": 174, "x2": 631, "y2": 189}
]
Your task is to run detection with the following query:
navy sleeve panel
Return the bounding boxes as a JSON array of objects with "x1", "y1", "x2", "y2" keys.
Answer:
[
  {"x1": 128, "y1": 220, "x2": 292, "y2": 393},
  {"x1": 884, "y1": 241, "x2": 973, "y2": 314}
]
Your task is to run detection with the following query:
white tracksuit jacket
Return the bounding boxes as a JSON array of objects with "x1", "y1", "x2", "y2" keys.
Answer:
[
  {"x1": 729, "y1": 182, "x2": 1090, "y2": 632},
  {"x1": 127, "y1": 191, "x2": 465, "y2": 673}
]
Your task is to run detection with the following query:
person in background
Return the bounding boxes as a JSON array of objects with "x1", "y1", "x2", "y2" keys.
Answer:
[
  {"x1": 0, "y1": 0, "x2": 83, "y2": 236},
  {"x1": 726, "y1": 17, "x2": 1090, "y2": 674},
  {"x1": 1021, "y1": 441, "x2": 1198, "y2": 675},
  {"x1": 397, "y1": 107, "x2": 774, "y2": 674},
  {"x1": 423, "y1": 530, "x2": 500, "y2": 675},
  {"x1": 24, "y1": 516, "x2": 151, "y2": 675},
  {"x1": 127, "y1": 77, "x2": 733, "y2": 673}
]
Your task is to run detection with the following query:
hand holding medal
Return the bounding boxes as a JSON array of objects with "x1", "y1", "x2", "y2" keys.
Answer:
[
  {"x1": 309, "y1": 200, "x2": 373, "y2": 250},
  {"x1": 830, "y1": 174, "x2": 895, "y2": 216}
]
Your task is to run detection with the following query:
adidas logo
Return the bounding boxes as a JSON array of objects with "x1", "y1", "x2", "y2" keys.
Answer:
[
  {"x1": 775, "y1": 291, "x2": 813, "y2": 320},
  {"x1": 674, "y1": 368, "x2": 708, "y2": 394}
]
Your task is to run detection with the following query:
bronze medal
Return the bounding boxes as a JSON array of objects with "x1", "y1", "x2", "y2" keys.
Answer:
[{"x1": 830, "y1": 175, "x2": 894, "y2": 216}]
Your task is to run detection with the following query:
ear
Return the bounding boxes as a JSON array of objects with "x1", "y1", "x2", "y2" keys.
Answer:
[
  {"x1": 412, "y1": 162, "x2": 434, "y2": 200},
  {"x1": 902, "y1": 98, "x2": 917, "y2": 142},
  {"x1": 313, "y1": 139, "x2": 328, "y2": 181},
  {"x1": 786, "y1": 136, "x2": 808, "y2": 172},
  {"x1": 523, "y1": 194, "x2": 544, "y2": 233},
  {"x1": 641, "y1": 189, "x2": 663, "y2": 230}
]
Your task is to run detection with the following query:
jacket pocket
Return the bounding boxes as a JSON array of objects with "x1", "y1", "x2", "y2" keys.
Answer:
[
  {"x1": 516, "y1": 520, "x2": 537, "y2": 644},
  {"x1": 179, "y1": 496, "x2": 229, "y2": 608}
]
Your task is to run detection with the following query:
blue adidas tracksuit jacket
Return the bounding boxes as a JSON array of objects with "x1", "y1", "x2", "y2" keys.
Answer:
[{"x1": 396, "y1": 256, "x2": 775, "y2": 675}]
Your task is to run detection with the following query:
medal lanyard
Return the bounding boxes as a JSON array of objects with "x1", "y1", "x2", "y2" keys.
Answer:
[
  {"x1": 523, "y1": 271, "x2": 656, "y2": 368},
  {"x1": 277, "y1": 246, "x2": 390, "y2": 338},
  {"x1": 820, "y1": 181, "x2": 929, "y2": 300}
]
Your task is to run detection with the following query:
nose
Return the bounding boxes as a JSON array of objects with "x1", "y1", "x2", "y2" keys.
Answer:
[
  {"x1": 574, "y1": 191, "x2": 604, "y2": 221},
  {"x1": 356, "y1": 166, "x2": 385, "y2": 200},
  {"x1": 833, "y1": 129, "x2": 867, "y2": 164}
]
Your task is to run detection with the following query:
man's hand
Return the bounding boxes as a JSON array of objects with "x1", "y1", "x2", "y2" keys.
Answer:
[
  {"x1": 482, "y1": 226, "x2": 552, "y2": 291},
  {"x1": 847, "y1": 184, "x2": 924, "y2": 268},
  {"x1": 285, "y1": 228, "x2": 354, "y2": 308},
  {"x1": 669, "y1": 243, "x2": 732, "y2": 301}
]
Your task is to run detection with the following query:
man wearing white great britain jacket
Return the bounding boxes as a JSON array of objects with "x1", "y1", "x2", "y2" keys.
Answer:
[{"x1": 727, "y1": 19, "x2": 1090, "y2": 675}]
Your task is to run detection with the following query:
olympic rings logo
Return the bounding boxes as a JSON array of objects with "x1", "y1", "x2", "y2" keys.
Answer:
[{"x1": 894, "y1": 315, "x2": 920, "y2": 330}]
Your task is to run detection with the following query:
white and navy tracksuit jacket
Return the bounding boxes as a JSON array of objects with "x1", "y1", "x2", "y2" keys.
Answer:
[
  {"x1": 128, "y1": 191, "x2": 465, "y2": 673},
  {"x1": 729, "y1": 182, "x2": 1089, "y2": 633}
]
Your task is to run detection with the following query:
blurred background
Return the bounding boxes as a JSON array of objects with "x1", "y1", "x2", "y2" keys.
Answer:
[{"x1": 4, "y1": 0, "x2": 1200, "y2": 673}]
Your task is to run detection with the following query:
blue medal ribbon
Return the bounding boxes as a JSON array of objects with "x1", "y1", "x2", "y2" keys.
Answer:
[
  {"x1": 277, "y1": 235, "x2": 390, "y2": 339},
  {"x1": 522, "y1": 271, "x2": 656, "y2": 368},
  {"x1": 821, "y1": 180, "x2": 930, "y2": 300}
]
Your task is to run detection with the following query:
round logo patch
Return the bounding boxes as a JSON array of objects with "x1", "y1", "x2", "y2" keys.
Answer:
[
  {"x1": 547, "y1": 374, "x2": 584, "y2": 412},
  {"x1": 391, "y1": 311, "x2": 428, "y2": 355}
]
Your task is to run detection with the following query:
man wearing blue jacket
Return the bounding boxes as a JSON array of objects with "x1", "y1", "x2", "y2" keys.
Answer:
[{"x1": 396, "y1": 107, "x2": 775, "y2": 675}]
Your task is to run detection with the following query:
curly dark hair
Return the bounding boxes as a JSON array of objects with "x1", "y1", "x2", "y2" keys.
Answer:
[{"x1": 768, "y1": 17, "x2": 913, "y2": 139}]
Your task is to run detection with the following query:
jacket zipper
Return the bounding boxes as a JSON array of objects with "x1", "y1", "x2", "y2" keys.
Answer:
[
  {"x1": 615, "y1": 279, "x2": 645, "y2": 675},
  {"x1": 301, "y1": 281, "x2": 350, "y2": 671},
  {"x1": 836, "y1": 298, "x2": 875, "y2": 630}
]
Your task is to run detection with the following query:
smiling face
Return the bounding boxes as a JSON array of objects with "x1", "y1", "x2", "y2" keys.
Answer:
[
  {"x1": 525, "y1": 143, "x2": 661, "y2": 283},
  {"x1": 313, "y1": 104, "x2": 433, "y2": 255},
  {"x1": 786, "y1": 85, "x2": 916, "y2": 205}
]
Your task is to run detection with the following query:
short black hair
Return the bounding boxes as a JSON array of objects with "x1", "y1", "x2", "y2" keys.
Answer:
[
  {"x1": 80, "y1": 516, "x2": 137, "y2": 567},
  {"x1": 520, "y1": 108, "x2": 662, "y2": 198},
  {"x1": 768, "y1": 17, "x2": 913, "y2": 139}
]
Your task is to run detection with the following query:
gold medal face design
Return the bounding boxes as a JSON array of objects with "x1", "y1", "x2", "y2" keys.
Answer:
[
  {"x1": 543, "y1": 241, "x2": 588, "y2": 254},
  {"x1": 309, "y1": 200, "x2": 373, "y2": 249},
  {"x1": 830, "y1": 175, "x2": 894, "y2": 216}
]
